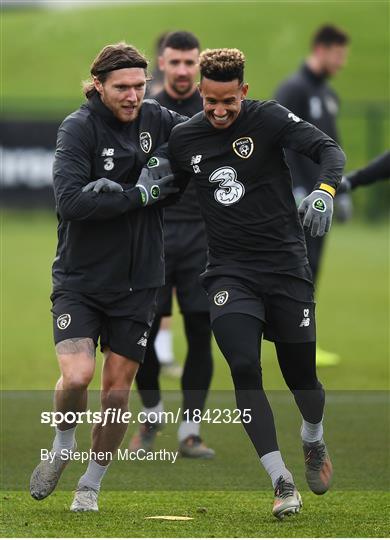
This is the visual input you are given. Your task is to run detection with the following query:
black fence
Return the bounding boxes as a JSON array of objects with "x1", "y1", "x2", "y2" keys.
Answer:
[{"x1": 1, "y1": 119, "x2": 58, "y2": 208}]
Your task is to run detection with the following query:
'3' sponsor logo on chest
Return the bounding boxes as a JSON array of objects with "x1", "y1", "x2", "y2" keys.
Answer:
[{"x1": 209, "y1": 166, "x2": 245, "y2": 206}]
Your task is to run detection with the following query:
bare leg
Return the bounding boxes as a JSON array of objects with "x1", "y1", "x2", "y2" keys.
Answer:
[
  {"x1": 55, "y1": 338, "x2": 96, "y2": 431},
  {"x1": 91, "y1": 349, "x2": 139, "y2": 465},
  {"x1": 30, "y1": 338, "x2": 96, "y2": 501}
]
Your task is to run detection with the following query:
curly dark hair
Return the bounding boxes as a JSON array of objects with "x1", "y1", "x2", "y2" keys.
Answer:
[{"x1": 199, "y1": 48, "x2": 245, "y2": 84}]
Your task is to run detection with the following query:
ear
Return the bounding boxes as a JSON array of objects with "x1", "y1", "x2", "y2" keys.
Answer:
[
  {"x1": 241, "y1": 83, "x2": 249, "y2": 99},
  {"x1": 158, "y1": 55, "x2": 165, "y2": 72},
  {"x1": 93, "y1": 76, "x2": 103, "y2": 95},
  {"x1": 197, "y1": 81, "x2": 203, "y2": 96}
]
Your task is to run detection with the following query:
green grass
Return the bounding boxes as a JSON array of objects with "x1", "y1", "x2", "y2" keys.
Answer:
[
  {"x1": 1, "y1": 211, "x2": 388, "y2": 390},
  {"x1": 3, "y1": 1, "x2": 389, "y2": 112},
  {"x1": 2, "y1": 390, "x2": 388, "y2": 492},
  {"x1": 1, "y1": 212, "x2": 389, "y2": 537},
  {"x1": 1, "y1": 490, "x2": 389, "y2": 537},
  {"x1": 2, "y1": 4, "x2": 390, "y2": 536}
]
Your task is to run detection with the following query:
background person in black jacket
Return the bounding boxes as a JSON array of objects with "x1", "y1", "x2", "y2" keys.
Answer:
[
  {"x1": 340, "y1": 151, "x2": 390, "y2": 191},
  {"x1": 275, "y1": 24, "x2": 351, "y2": 366},
  {"x1": 29, "y1": 42, "x2": 185, "y2": 513},
  {"x1": 131, "y1": 31, "x2": 215, "y2": 459}
]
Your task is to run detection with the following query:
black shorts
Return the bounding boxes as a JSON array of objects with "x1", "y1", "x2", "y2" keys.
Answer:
[
  {"x1": 202, "y1": 265, "x2": 316, "y2": 343},
  {"x1": 51, "y1": 288, "x2": 158, "y2": 363},
  {"x1": 158, "y1": 220, "x2": 209, "y2": 316}
]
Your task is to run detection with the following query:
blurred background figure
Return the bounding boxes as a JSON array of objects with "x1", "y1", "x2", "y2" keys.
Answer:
[
  {"x1": 145, "y1": 31, "x2": 169, "y2": 98},
  {"x1": 275, "y1": 24, "x2": 351, "y2": 366},
  {"x1": 340, "y1": 151, "x2": 390, "y2": 192},
  {"x1": 146, "y1": 30, "x2": 179, "y2": 375},
  {"x1": 131, "y1": 31, "x2": 215, "y2": 459}
]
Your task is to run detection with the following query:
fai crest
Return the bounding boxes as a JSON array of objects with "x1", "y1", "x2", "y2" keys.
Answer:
[
  {"x1": 140, "y1": 132, "x2": 152, "y2": 153},
  {"x1": 232, "y1": 137, "x2": 254, "y2": 159},
  {"x1": 214, "y1": 291, "x2": 229, "y2": 306},
  {"x1": 57, "y1": 313, "x2": 71, "y2": 330}
]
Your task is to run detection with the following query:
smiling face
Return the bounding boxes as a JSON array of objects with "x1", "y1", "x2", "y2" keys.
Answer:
[
  {"x1": 199, "y1": 77, "x2": 248, "y2": 129},
  {"x1": 159, "y1": 47, "x2": 199, "y2": 98},
  {"x1": 94, "y1": 68, "x2": 146, "y2": 123}
]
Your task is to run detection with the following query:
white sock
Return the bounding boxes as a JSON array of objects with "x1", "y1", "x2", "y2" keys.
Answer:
[
  {"x1": 143, "y1": 401, "x2": 164, "y2": 424},
  {"x1": 178, "y1": 421, "x2": 200, "y2": 442},
  {"x1": 260, "y1": 451, "x2": 293, "y2": 488},
  {"x1": 155, "y1": 329, "x2": 174, "y2": 364},
  {"x1": 301, "y1": 419, "x2": 324, "y2": 443},
  {"x1": 52, "y1": 426, "x2": 76, "y2": 454},
  {"x1": 78, "y1": 460, "x2": 109, "y2": 492}
]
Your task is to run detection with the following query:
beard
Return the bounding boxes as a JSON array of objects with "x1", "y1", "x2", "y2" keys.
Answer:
[{"x1": 171, "y1": 78, "x2": 193, "y2": 96}]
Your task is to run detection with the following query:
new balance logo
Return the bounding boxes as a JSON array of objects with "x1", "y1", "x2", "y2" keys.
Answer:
[
  {"x1": 191, "y1": 155, "x2": 202, "y2": 174},
  {"x1": 101, "y1": 148, "x2": 115, "y2": 156},
  {"x1": 299, "y1": 308, "x2": 310, "y2": 327},
  {"x1": 137, "y1": 331, "x2": 148, "y2": 347},
  {"x1": 191, "y1": 155, "x2": 202, "y2": 165}
]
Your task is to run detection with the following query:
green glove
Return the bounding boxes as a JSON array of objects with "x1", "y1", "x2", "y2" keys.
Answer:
[
  {"x1": 298, "y1": 190, "x2": 334, "y2": 237},
  {"x1": 82, "y1": 178, "x2": 123, "y2": 193}
]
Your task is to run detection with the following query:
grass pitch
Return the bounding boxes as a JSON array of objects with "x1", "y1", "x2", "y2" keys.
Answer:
[
  {"x1": 2, "y1": 211, "x2": 388, "y2": 390},
  {"x1": 1, "y1": 211, "x2": 389, "y2": 537},
  {"x1": 1, "y1": 3, "x2": 389, "y2": 535},
  {"x1": 1, "y1": 491, "x2": 389, "y2": 537}
]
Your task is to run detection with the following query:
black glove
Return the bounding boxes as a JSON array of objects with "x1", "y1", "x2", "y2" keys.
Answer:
[
  {"x1": 298, "y1": 190, "x2": 334, "y2": 237},
  {"x1": 82, "y1": 178, "x2": 123, "y2": 193},
  {"x1": 336, "y1": 175, "x2": 352, "y2": 195},
  {"x1": 136, "y1": 157, "x2": 179, "y2": 206}
]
